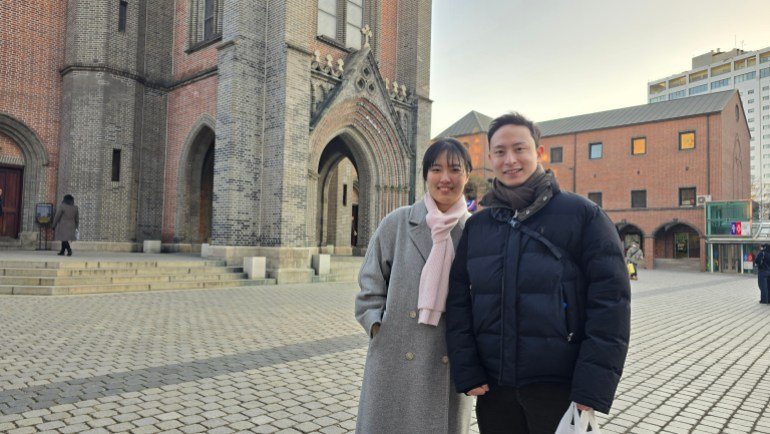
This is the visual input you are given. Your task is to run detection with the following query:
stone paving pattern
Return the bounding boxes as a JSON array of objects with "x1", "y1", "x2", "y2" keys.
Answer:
[{"x1": 1, "y1": 268, "x2": 769, "y2": 433}]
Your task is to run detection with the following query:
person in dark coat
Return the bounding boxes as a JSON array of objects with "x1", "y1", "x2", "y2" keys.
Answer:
[
  {"x1": 446, "y1": 112, "x2": 631, "y2": 434},
  {"x1": 753, "y1": 244, "x2": 770, "y2": 304},
  {"x1": 52, "y1": 194, "x2": 79, "y2": 256}
]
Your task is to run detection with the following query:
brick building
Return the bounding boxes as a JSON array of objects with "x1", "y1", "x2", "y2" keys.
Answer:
[
  {"x1": 0, "y1": 1, "x2": 432, "y2": 281},
  {"x1": 438, "y1": 91, "x2": 750, "y2": 270},
  {"x1": 433, "y1": 110, "x2": 493, "y2": 198}
]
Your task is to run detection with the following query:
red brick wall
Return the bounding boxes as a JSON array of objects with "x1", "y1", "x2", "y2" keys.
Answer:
[
  {"x1": 0, "y1": 1, "x2": 66, "y2": 202},
  {"x1": 453, "y1": 132, "x2": 492, "y2": 181},
  {"x1": 539, "y1": 110, "x2": 750, "y2": 270},
  {"x1": 0, "y1": 134, "x2": 25, "y2": 160}
]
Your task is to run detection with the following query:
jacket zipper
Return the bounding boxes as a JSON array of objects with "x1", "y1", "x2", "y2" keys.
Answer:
[{"x1": 499, "y1": 219, "x2": 514, "y2": 384}]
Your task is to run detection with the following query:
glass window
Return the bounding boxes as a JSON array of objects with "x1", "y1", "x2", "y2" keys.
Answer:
[
  {"x1": 679, "y1": 187, "x2": 696, "y2": 207},
  {"x1": 689, "y1": 84, "x2": 708, "y2": 95},
  {"x1": 668, "y1": 76, "x2": 686, "y2": 88},
  {"x1": 345, "y1": 0, "x2": 363, "y2": 49},
  {"x1": 711, "y1": 78, "x2": 730, "y2": 90},
  {"x1": 203, "y1": 0, "x2": 216, "y2": 40},
  {"x1": 589, "y1": 143, "x2": 602, "y2": 159},
  {"x1": 649, "y1": 82, "x2": 666, "y2": 94},
  {"x1": 111, "y1": 149, "x2": 121, "y2": 182},
  {"x1": 760, "y1": 68, "x2": 770, "y2": 79},
  {"x1": 631, "y1": 190, "x2": 647, "y2": 208},
  {"x1": 668, "y1": 90, "x2": 686, "y2": 100},
  {"x1": 550, "y1": 147, "x2": 563, "y2": 164},
  {"x1": 711, "y1": 63, "x2": 731, "y2": 76},
  {"x1": 649, "y1": 95, "x2": 666, "y2": 103},
  {"x1": 748, "y1": 57, "x2": 757, "y2": 67},
  {"x1": 735, "y1": 58, "x2": 747, "y2": 70},
  {"x1": 118, "y1": 1, "x2": 127, "y2": 32},
  {"x1": 631, "y1": 137, "x2": 646, "y2": 155},
  {"x1": 318, "y1": 0, "x2": 337, "y2": 38},
  {"x1": 735, "y1": 71, "x2": 756, "y2": 83},
  {"x1": 587, "y1": 192, "x2": 602, "y2": 207},
  {"x1": 760, "y1": 51, "x2": 770, "y2": 63},
  {"x1": 689, "y1": 70, "x2": 708, "y2": 82},
  {"x1": 748, "y1": 99, "x2": 755, "y2": 104},
  {"x1": 680, "y1": 131, "x2": 695, "y2": 150}
]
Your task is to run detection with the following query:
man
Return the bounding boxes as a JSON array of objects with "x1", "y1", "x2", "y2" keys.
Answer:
[
  {"x1": 625, "y1": 242, "x2": 644, "y2": 280},
  {"x1": 753, "y1": 245, "x2": 770, "y2": 304},
  {"x1": 446, "y1": 112, "x2": 631, "y2": 433}
]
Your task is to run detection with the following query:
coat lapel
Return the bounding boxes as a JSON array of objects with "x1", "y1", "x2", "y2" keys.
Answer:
[{"x1": 408, "y1": 201, "x2": 432, "y2": 262}]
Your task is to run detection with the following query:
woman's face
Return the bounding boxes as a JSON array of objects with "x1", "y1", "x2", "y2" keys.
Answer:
[{"x1": 425, "y1": 151, "x2": 469, "y2": 212}]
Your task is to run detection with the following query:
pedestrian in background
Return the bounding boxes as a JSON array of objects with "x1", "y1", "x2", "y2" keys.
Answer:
[
  {"x1": 626, "y1": 241, "x2": 644, "y2": 280},
  {"x1": 753, "y1": 244, "x2": 770, "y2": 304},
  {"x1": 446, "y1": 112, "x2": 630, "y2": 434},
  {"x1": 355, "y1": 138, "x2": 474, "y2": 433},
  {"x1": 52, "y1": 194, "x2": 79, "y2": 256}
]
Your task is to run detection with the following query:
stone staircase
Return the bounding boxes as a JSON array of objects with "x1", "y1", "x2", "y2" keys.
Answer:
[
  {"x1": 0, "y1": 259, "x2": 275, "y2": 295},
  {"x1": 312, "y1": 255, "x2": 364, "y2": 283},
  {"x1": 653, "y1": 258, "x2": 701, "y2": 272}
]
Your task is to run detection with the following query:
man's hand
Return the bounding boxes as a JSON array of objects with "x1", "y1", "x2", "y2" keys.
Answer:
[
  {"x1": 466, "y1": 384, "x2": 489, "y2": 396},
  {"x1": 576, "y1": 403, "x2": 593, "y2": 412}
]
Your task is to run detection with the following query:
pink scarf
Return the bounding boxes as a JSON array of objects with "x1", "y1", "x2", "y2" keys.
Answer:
[{"x1": 418, "y1": 192, "x2": 468, "y2": 326}]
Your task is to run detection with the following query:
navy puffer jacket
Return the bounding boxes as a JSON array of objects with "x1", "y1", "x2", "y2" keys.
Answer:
[{"x1": 446, "y1": 185, "x2": 630, "y2": 414}]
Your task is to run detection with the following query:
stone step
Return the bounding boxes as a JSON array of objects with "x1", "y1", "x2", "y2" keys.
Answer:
[
  {"x1": 0, "y1": 265, "x2": 242, "y2": 278},
  {"x1": 0, "y1": 272, "x2": 249, "y2": 286},
  {"x1": 0, "y1": 260, "x2": 226, "y2": 269},
  {"x1": 1, "y1": 278, "x2": 276, "y2": 296}
]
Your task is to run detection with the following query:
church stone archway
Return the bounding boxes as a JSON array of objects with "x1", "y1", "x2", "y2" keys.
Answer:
[
  {"x1": 0, "y1": 114, "x2": 48, "y2": 237},
  {"x1": 176, "y1": 118, "x2": 215, "y2": 243}
]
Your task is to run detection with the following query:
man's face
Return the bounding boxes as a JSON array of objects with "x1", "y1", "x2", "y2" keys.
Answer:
[{"x1": 488, "y1": 124, "x2": 541, "y2": 187}]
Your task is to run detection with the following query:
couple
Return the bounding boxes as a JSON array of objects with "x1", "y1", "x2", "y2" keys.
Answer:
[{"x1": 355, "y1": 112, "x2": 631, "y2": 434}]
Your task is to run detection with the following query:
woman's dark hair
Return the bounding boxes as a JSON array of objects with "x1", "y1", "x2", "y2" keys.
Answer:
[
  {"x1": 63, "y1": 194, "x2": 75, "y2": 205},
  {"x1": 487, "y1": 112, "x2": 541, "y2": 147},
  {"x1": 422, "y1": 137, "x2": 472, "y2": 181}
]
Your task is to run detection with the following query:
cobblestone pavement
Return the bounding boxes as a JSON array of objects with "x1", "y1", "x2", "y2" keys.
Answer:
[{"x1": 0, "y1": 268, "x2": 769, "y2": 433}]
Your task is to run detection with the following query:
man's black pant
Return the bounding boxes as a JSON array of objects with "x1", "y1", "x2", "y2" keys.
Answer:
[{"x1": 476, "y1": 383, "x2": 571, "y2": 434}]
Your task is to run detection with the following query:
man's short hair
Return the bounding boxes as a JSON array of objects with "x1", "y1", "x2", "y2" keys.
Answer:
[{"x1": 487, "y1": 112, "x2": 541, "y2": 147}]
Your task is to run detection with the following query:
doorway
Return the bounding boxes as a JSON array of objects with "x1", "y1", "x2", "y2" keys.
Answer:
[{"x1": 0, "y1": 166, "x2": 22, "y2": 238}]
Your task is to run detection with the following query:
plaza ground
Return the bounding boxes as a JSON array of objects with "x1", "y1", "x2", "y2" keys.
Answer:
[{"x1": 0, "y1": 263, "x2": 769, "y2": 433}]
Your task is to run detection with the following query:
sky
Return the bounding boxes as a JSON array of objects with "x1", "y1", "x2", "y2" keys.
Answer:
[{"x1": 429, "y1": 0, "x2": 770, "y2": 137}]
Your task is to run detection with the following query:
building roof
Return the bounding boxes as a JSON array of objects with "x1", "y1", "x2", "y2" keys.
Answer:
[
  {"x1": 538, "y1": 90, "x2": 738, "y2": 138},
  {"x1": 434, "y1": 110, "x2": 493, "y2": 139}
]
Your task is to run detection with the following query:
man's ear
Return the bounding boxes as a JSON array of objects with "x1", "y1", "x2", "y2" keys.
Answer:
[{"x1": 537, "y1": 145, "x2": 545, "y2": 160}]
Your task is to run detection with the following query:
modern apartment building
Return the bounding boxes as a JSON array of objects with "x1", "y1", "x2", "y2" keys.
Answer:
[{"x1": 648, "y1": 47, "x2": 770, "y2": 207}]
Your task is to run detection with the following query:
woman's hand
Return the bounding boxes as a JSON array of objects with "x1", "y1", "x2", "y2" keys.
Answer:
[
  {"x1": 576, "y1": 403, "x2": 593, "y2": 411},
  {"x1": 370, "y1": 323, "x2": 380, "y2": 338},
  {"x1": 466, "y1": 384, "x2": 489, "y2": 396}
]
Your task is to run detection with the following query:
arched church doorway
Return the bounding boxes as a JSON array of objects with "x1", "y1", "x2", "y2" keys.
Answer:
[
  {"x1": 178, "y1": 124, "x2": 215, "y2": 243},
  {"x1": 316, "y1": 137, "x2": 360, "y2": 255}
]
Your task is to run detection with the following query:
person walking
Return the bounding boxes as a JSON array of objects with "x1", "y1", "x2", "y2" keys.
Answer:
[
  {"x1": 446, "y1": 112, "x2": 630, "y2": 434},
  {"x1": 52, "y1": 194, "x2": 79, "y2": 256},
  {"x1": 625, "y1": 241, "x2": 644, "y2": 280},
  {"x1": 355, "y1": 138, "x2": 474, "y2": 434},
  {"x1": 753, "y1": 244, "x2": 770, "y2": 304}
]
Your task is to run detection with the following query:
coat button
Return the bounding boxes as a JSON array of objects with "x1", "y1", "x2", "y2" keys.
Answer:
[
  {"x1": 405, "y1": 352, "x2": 414, "y2": 360},
  {"x1": 408, "y1": 310, "x2": 417, "y2": 318},
  {"x1": 441, "y1": 356, "x2": 449, "y2": 364}
]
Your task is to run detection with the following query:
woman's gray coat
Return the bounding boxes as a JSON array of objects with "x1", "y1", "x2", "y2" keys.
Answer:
[
  {"x1": 355, "y1": 200, "x2": 472, "y2": 434},
  {"x1": 52, "y1": 203, "x2": 79, "y2": 241}
]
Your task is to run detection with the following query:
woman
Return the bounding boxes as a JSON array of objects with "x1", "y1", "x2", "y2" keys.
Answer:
[
  {"x1": 355, "y1": 138, "x2": 473, "y2": 434},
  {"x1": 52, "y1": 194, "x2": 79, "y2": 256}
]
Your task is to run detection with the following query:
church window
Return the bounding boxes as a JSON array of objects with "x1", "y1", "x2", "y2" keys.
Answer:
[
  {"x1": 118, "y1": 1, "x2": 128, "y2": 32},
  {"x1": 189, "y1": 0, "x2": 223, "y2": 49},
  {"x1": 318, "y1": 0, "x2": 366, "y2": 50}
]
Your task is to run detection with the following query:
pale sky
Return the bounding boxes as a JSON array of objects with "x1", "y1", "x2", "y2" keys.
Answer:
[{"x1": 430, "y1": 0, "x2": 770, "y2": 137}]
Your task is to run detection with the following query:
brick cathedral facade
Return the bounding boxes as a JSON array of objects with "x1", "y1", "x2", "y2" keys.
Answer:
[{"x1": 0, "y1": 1, "x2": 432, "y2": 281}]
